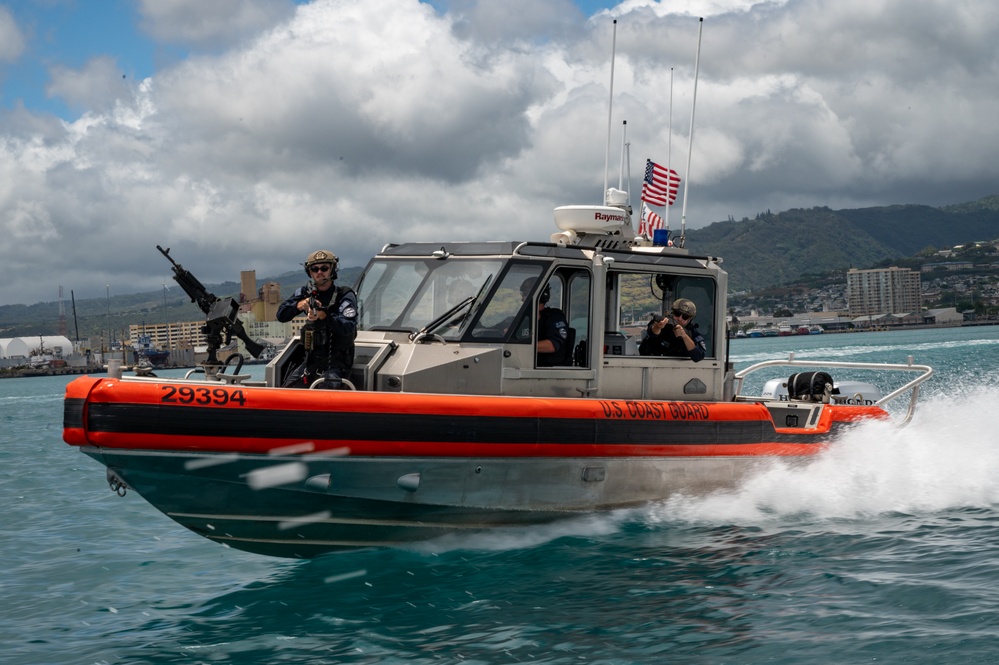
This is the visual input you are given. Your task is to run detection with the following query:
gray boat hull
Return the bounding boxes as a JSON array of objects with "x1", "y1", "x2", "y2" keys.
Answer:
[{"x1": 87, "y1": 446, "x2": 774, "y2": 558}]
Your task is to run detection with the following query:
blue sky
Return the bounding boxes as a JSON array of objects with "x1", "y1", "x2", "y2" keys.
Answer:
[
  {"x1": 4, "y1": 1, "x2": 154, "y2": 117},
  {"x1": 1, "y1": 0, "x2": 997, "y2": 306},
  {"x1": 2, "y1": 0, "x2": 618, "y2": 118},
  {"x1": 3, "y1": 0, "x2": 275, "y2": 118}
]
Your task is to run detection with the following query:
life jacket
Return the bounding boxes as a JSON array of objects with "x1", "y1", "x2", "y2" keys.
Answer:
[{"x1": 303, "y1": 285, "x2": 356, "y2": 377}]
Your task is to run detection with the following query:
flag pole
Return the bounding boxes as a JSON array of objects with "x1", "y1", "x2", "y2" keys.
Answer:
[
  {"x1": 665, "y1": 67, "x2": 673, "y2": 233},
  {"x1": 678, "y1": 17, "x2": 703, "y2": 248},
  {"x1": 603, "y1": 20, "x2": 617, "y2": 204}
]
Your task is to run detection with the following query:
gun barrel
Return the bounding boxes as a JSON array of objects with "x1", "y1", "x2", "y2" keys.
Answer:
[{"x1": 156, "y1": 245, "x2": 179, "y2": 267}]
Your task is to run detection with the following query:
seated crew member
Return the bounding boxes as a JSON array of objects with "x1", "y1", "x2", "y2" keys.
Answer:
[
  {"x1": 276, "y1": 249, "x2": 358, "y2": 388},
  {"x1": 639, "y1": 297, "x2": 706, "y2": 362},
  {"x1": 517, "y1": 277, "x2": 569, "y2": 367}
]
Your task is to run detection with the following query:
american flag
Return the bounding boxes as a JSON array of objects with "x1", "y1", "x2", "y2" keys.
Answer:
[
  {"x1": 639, "y1": 202, "x2": 668, "y2": 238},
  {"x1": 640, "y1": 159, "x2": 680, "y2": 207}
]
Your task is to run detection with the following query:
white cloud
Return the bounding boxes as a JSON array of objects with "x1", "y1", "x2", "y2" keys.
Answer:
[
  {"x1": 1, "y1": 0, "x2": 998, "y2": 306},
  {"x1": 46, "y1": 56, "x2": 133, "y2": 112},
  {"x1": 136, "y1": 0, "x2": 297, "y2": 48}
]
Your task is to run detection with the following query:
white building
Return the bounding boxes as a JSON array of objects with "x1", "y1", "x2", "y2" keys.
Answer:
[{"x1": 0, "y1": 335, "x2": 74, "y2": 359}]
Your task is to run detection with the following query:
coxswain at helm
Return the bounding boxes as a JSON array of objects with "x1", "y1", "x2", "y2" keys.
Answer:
[
  {"x1": 639, "y1": 297, "x2": 706, "y2": 361},
  {"x1": 519, "y1": 277, "x2": 570, "y2": 367},
  {"x1": 276, "y1": 249, "x2": 358, "y2": 388}
]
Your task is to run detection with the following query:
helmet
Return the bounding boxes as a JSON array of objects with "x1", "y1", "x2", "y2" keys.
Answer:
[
  {"x1": 672, "y1": 298, "x2": 696, "y2": 318},
  {"x1": 304, "y1": 250, "x2": 339, "y2": 279}
]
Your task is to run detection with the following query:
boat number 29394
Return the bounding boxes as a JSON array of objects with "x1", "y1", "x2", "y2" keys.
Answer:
[{"x1": 160, "y1": 385, "x2": 247, "y2": 406}]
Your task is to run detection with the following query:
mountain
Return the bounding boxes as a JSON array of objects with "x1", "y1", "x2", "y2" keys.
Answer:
[
  {"x1": 686, "y1": 196, "x2": 999, "y2": 291},
  {"x1": 3, "y1": 196, "x2": 998, "y2": 338}
]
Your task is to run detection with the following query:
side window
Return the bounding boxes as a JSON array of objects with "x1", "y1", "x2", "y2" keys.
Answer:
[
  {"x1": 614, "y1": 272, "x2": 656, "y2": 355},
  {"x1": 565, "y1": 271, "x2": 590, "y2": 368},
  {"x1": 674, "y1": 277, "x2": 716, "y2": 357},
  {"x1": 615, "y1": 272, "x2": 716, "y2": 358}
]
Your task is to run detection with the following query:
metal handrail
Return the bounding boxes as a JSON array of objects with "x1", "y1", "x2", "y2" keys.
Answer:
[{"x1": 733, "y1": 353, "x2": 934, "y2": 426}]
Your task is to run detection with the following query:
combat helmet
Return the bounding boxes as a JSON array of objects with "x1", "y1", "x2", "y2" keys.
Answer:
[
  {"x1": 304, "y1": 250, "x2": 339, "y2": 279},
  {"x1": 672, "y1": 298, "x2": 696, "y2": 319}
]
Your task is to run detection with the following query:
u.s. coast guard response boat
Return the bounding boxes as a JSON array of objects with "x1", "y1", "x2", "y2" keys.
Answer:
[{"x1": 61, "y1": 195, "x2": 932, "y2": 558}]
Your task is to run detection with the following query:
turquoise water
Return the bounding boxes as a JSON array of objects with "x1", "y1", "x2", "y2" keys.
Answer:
[{"x1": 4, "y1": 326, "x2": 999, "y2": 664}]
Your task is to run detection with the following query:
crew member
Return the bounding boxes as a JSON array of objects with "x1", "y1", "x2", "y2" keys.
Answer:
[
  {"x1": 519, "y1": 277, "x2": 570, "y2": 367},
  {"x1": 277, "y1": 250, "x2": 358, "y2": 388},
  {"x1": 639, "y1": 298, "x2": 706, "y2": 362}
]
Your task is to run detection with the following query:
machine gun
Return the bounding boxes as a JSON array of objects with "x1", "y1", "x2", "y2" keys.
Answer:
[{"x1": 157, "y1": 245, "x2": 265, "y2": 369}]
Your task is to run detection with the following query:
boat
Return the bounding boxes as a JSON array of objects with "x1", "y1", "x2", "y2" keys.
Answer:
[
  {"x1": 778, "y1": 323, "x2": 794, "y2": 336},
  {"x1": 809, "y1": 325, "x2": 824, "y2": 334},
  {"x1": 132, "y1": 334, "x2": 170, "y2": 368},
  {"x1": 747, "y1": 327, "x2": 764, "y2": 338},
  {"x1": 61, "y1": 204, "x2": 933, "y2": 558}
]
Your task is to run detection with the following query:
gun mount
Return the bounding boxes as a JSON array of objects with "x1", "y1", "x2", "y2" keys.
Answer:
[{"x1": 157, "y1": 245, "x2": 264, "y2": 375}]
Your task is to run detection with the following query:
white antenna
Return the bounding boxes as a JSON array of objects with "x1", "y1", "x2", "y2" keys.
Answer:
[
  {"x1": 602, "y1": 19, "x2": 618, "y2": 203},
  {"x1": 625, "y1": 129, "x2": 633, "y2": 220},
  {"x1": 665, "y1": 67, "x2": 674, "y2": 232},
  {"x1": 678, "y1": 17, "x2": 703, "y2": 247},
  {"x1": 618, "y1": 120, "x2": 627, "y2": 190}
]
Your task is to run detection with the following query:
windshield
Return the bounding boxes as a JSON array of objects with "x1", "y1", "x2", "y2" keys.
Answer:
[{"x1": 356, "y1": 258, "x2": 504, "y2": 339}]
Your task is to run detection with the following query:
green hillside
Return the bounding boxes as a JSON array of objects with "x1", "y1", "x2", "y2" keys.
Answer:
[
  {"x1": 685, "y1": 207, "x2": 898, "y2": 291},
  {"x1": 687, "y1": 196, "x2": 999, "y2": 291},
  {"x1": 3, "y1": 195, "x2": 998, "y2": 338}
]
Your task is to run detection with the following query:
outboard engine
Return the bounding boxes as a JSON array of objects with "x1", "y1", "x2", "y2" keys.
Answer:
[
  {"x1": 786, "y1": 371, "x2": 834, "y2": 403},
  {"x1": 762, "y1": 375, "x2": 883, "y2": 405}
]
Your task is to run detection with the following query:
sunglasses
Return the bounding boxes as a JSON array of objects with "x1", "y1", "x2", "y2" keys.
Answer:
[
  {"x1": 309, "y1": 264, "x2": 332, "y2": 274},
  {"x1": 672, "y1": 310, "x2": 691, "y2": 320}
]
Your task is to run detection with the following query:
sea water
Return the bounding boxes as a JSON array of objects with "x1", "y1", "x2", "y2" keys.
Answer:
[{"x1": 3, "y1": 326, "x2": 999, "y2": 664}]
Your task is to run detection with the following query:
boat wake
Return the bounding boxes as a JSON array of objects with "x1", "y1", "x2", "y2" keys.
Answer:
[
  {"x1": 650, "y1": 384, "x2": 999, "y2": 525},
  {"x1": 406, "y1": 385, "x2": 999, "y2": 555}
]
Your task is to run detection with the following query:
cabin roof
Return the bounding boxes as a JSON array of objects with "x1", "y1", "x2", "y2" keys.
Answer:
[{"x1": 377, "y1": 240, "x2": 721, "y2": 273}]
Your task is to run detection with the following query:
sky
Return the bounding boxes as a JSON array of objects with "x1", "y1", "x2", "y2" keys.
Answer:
[{"x1": 1, "y1": 0, "x2": 997, "y2": 307}]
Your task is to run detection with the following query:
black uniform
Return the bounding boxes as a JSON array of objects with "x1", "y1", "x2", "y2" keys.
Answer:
[
  {"x1": 536, "y1": 307, "x2": 569, "y2": 366},
  {"x1": 513, "y1": 306, "x2": 570, "y2": 366},
  {"x1": 639, "y1": 320, "x2": 706, "y2": 362},
  {"x1": 277, "y1": 283, "x2": 358, "y2": 387}
]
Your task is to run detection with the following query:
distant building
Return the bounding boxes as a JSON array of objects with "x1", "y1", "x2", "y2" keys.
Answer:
[
  {"x1": 921, "y1": 261, "x2": 974, "y2": 272},
  {"x1": 260, "y1": 282, "x2": 282, "y2": 321},
  {"x1": 847, "y1": 267, "x2": 921, "y2": 317},
  {"x1": 239, "y1": 269, "x2": 282, "y2": 322},
  {"x1": 128, "y1": 321, "x2": 209, "y2": 351},
  {"x1": 0, "y1": 335, "x2": 74, "y2": 359},
  {"x1": 922, "y1": 307, "x2": 963, "y2": 325}
]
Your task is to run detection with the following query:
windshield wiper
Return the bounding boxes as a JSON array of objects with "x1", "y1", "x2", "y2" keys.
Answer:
[
  {"x1": 409, "y1": 275, "x2": 494, "y2": 343},
  {"x1": 409, "y1": 296, "x2": 476, "y2": 342}
]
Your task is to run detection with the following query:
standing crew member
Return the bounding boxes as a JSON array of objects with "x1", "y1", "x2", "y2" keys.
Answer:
[
  {"x1": 277, "y1": 250, "x2": 357, "y2": 388},
  {"x1": 639, "y1": 298, "x2": 706, "y2": 361}
]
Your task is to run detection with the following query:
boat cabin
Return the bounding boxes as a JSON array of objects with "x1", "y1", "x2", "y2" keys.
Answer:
[{"x1": 267, "y1": 205, "x2": 731, "y2": 401}]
